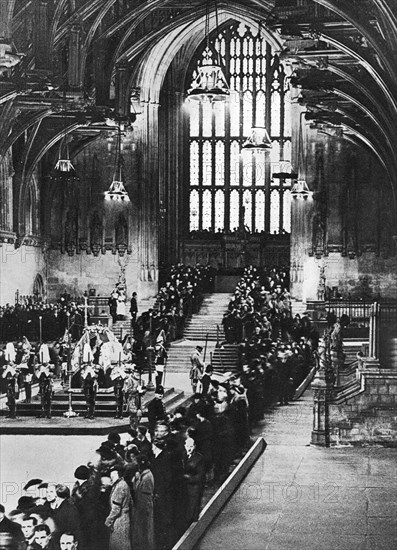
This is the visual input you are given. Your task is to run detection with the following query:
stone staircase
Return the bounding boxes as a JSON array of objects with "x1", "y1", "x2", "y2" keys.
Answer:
[
  {"x1": 211, "y1": 344, "x2": 240, "y2": 373},
  {"x1": 166, "y1": 293, "x2": 240, "y2": 375},
  {"x1": 112, "y1": 319, "x2": 132, "y2": 341},
  {"x1": 4, "y1": 386, "x2": 188, "y2": 418},
  {"x1": 183, "y1": 293, "x2": 232, "y2": 341}
]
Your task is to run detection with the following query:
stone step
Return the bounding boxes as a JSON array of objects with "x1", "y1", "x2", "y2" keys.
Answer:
[{"x1": 3, "y1": 387, "x2": 184, "y2": 418}]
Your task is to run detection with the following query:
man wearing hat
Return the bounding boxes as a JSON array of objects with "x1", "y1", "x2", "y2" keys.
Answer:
[
  {"x1": 189, "y1": 345, "x2": 204, "y2": 394},
  {"x1": 147, "y1": 385, "x2": 167, "y2": 436},
  {"x1": 72, "y1": 465, "x2": 97, "y2": 550},
  {"x1": 105, "y1": 465, "x2": 132, "y2": 550}
]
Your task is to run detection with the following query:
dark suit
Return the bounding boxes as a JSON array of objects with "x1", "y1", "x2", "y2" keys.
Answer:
[
  {"x1": 147, "y1": 397, "x2": 167, "y2": 435},
  {"x1": 151, "y1": 450, "x2": 173, "y2": 550},
  {"x1": 0, "y1": 516, "x2": 23, "y2": 541},
  {"x1": 48, "y1": 498, "x2": 82, "y2": 544},
  {"x1": 183, "y1": 450, "x2": 206, "y2": 524},
  {"x1": 129, "y1": 297, "x2": 138, "y2": 324}
]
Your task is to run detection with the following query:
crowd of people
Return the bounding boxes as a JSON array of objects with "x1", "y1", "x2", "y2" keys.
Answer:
[
  {"x1": 0, "y1": 264, "x2": 321, "y2": 550},
  {"x1": 0, "y1": 372, "x2": 252, "y2": 550},
  {"x1": 134, "y1": 263, "x2": 214, "y2": 347},
  {"x1": 0, "y1": 294, "x2": 86, "y2": 345},
  {"x1": 222, "y1": 266, "x2": 318, "y2": 416}
]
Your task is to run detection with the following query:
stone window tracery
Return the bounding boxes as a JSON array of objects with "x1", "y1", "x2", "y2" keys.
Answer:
[{"x1": 187, "y1": 22, "x2": 292, "y2": 234}]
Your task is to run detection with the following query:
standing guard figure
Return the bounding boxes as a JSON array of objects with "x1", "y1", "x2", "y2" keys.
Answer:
[
  {"x1": 81, "y1": 364, "x2": 98, "y2": 419},
  {"x1": 123, "y1": 366, "x2": 145, "y2": 428},
  {"x1": 2, "y1": 364, "x2": 18, "y2": 418},
  {"x1": 111, "y1": 365, "x2": 127, "y2": 419},
  {"x1": 36, "y1": 364, "x2": 54, "y2": 419}
]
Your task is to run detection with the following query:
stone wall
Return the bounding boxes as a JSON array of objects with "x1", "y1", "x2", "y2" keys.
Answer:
[
  {"x1": 0, "y1": 243, "x2": 45, "y2": 304},
  {"x1": 329, "y1": 365, "x2": 397, "y2": 446}
]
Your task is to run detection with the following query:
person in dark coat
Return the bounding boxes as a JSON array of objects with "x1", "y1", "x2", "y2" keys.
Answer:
[
  {"x1": 147, "y1": 386, "x2": 167, "y2": 436},
  {"x1": 0, "y1": 504, "x2": 23, "y2": 544},
  {"x1": 194, "y1": 403, "x2": 213, "y2": 475},
  {"x1": 44, "y1": 485, "x2": 82, "y2": 546},
  {"x1": 132, "y1": 455, "x2": 155, "y2": 550},
  {"x1": 129, "y1": 293, "x2": 138, "y2": 325},
  {"x1": 71, "y1": 464, "x2": 100, "y2": 550},
  {"x1": 150, "y1": 440, "x2": 173, "y2": 550},
  {"x1": 183, "y1": 437, "x2": 206, "y2": 525}
]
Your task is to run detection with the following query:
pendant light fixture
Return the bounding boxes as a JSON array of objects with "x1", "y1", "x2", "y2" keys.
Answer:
[
  {"x1": 241, "y1": 23, "x2": 272, "y2": 153},
  {"x1": 53, "y1": 85, "x2": 77, "y2": 180},
  {"x1": 242, "y1": 127, "x2": 272, "y2": 151},
  {"x1": 291, "y1": 112, "x2": 313, "y2": 199},
  {"x1": 186, "y1": 0, "x2": 229, "y2": 103},
  {"x1": 104, "y1": 121, "x2": 130, "y2": 202}
]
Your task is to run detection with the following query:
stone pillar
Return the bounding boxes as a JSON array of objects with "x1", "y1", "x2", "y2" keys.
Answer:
[
  {"x1": 137, "y1": 99, "x2": 159, "y2": 296},
  {"x1": 311, "y1": 338, "x2": 331, "y2": 446}
]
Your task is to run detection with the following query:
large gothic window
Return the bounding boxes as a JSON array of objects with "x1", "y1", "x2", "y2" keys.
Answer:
[{"x1": 187, "y1": 23, "x2": 292, "y2": 234}]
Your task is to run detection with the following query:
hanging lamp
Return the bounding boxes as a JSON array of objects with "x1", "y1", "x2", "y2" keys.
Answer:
[
  {"x1": 54, "y1": 137, "x2": 75, "y2": 174},
  {"x1": 186, "y1": 0, "x2": 229, "y2": 103},
  {"x1": 241, "y1": 24, "x2": 272, "y2": 153},
  {"x1": 242, "y1": 127, "x2": 272, "y2": 151},
  {"x1": 53, "y1": 86, "x2": 77, "y2": 179},
  {"x1": 104, "y1": 122, "x2": 130, "y2": 202},
  {"x1": 291, "y1": 112, "x2": 313, "y2": 199}
]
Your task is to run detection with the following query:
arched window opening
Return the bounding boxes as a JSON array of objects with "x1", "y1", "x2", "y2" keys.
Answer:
[{"x1": 187, "y1": 22, "x2": 292, "y2": 235}]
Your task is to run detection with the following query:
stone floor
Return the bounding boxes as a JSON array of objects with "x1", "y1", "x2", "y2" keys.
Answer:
[{"x1": 197, "y1": 391, "x2": 397, "y2": 550}]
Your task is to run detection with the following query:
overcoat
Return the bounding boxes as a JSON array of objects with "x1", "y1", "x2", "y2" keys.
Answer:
[
  {"x1": 105, "y1": 478, "x2": 132, "y2": 550},
  {"x1": 132, "y1": 469, "x2": 155, "y2": 550}
]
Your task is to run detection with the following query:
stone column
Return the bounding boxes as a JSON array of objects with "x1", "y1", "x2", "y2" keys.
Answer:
[{"x1": 137, "y1": 99, "x2": 159, "y2": 295}]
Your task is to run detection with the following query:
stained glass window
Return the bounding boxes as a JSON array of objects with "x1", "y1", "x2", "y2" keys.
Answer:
[{"x1": 188, "y1": 22, "x2": 292, "y2": 233}]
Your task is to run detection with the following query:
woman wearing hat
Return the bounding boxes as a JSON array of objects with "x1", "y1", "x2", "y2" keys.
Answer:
[{"x1": 105, "y1": 465, "x2": 132, "y2": 550}]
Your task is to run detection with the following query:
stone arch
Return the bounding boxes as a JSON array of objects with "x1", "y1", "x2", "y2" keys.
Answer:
[
  {"x1": 19, "y1": 172, "x2": 39, "y2": 237},
  {"x1": 33, "y1": 273, "x2": 45, "y2": 301}
]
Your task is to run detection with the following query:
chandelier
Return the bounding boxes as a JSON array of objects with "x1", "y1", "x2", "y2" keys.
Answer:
[
  {"x1": 186, "y1": 0, "x2": 229, "y2": 103},
  {"x1": 53, "y1": 86, "x2": 78, "y2": 181},
  {"x1": 291, "y1": 178, "x2": 313, "y2": 199},
  {"x1": 54, "y1": 137, "x2": 75, "y2": 175},
  {"x1": 241, "y1": 24, "x2": 272, "y2": 154},
  {"x1": 105, "y1": 122, "x2": 130, "y2": 202},
  {"x1": 242, "y1": 127, "x2": 272, "y2": 151}
]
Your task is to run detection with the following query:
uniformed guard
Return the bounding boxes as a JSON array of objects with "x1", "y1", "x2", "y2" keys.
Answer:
[
  {"x1": 2, "y1": 364, "x2": 18, "y2": 418},
  {"x1": 35, "y1": 364, "x2": 54, "y2": 419},
  {"x1": 81, "y1": 364, "x2": 98, "y2": 419},
  {"x1": 123, "y1": 365, "x2": 145, "y2": 428},
  {"x1": 111, "y1": 364, "x2": 127, "y2": 419}
]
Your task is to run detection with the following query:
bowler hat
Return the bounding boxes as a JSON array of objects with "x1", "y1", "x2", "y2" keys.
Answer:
[{"x1": 74, "y1": 465, "x2": 89, "y2": 480}]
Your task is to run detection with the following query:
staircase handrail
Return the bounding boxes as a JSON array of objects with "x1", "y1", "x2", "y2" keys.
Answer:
[{"x1": 203, "y1": 333, "x2": 209, "y2": 362}]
